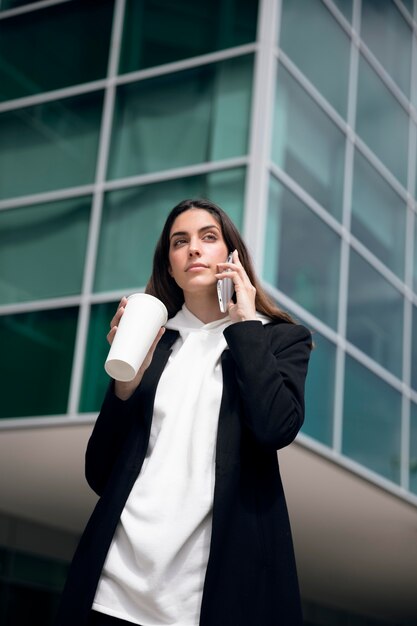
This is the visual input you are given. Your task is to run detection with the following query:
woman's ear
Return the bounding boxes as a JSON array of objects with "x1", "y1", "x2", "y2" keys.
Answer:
[{"x1": 168, "y1": 265, "x2": 173, "y2": 276}]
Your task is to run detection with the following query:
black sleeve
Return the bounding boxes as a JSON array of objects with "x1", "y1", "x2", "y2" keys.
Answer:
[
  {"x1": 224, "y1": 321, "x2": 312, "y2": 450},
  {"x1": 84, "y1": 381, "x2": 142, "y2": 496}
]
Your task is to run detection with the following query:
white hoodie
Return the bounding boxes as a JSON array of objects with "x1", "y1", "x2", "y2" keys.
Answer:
[{"x1": 93, "y1": 305, "x2": 235, "y2": 626}]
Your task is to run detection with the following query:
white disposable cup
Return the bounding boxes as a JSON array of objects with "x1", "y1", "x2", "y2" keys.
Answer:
[{"x1": 104, "y1": 293, "x2": 168, "y2": 382}]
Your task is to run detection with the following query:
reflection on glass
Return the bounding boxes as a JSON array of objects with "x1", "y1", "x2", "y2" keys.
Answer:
[
  {"x1": 361, "y1": 0, "x2": 411, "y2": 98},
  {"x1": 280, "y1": 0, "x2": 350, "y2": 118},
  {"x1": 265, "y1": 177, "x2": 340, "y2": 328},
  {"x1": 273, "y1": 64, "x2": 345, "y2": 220},
  {"x1": 0, "y1": 92, "x2": 104, "y2": 200},
  {"x1": 302, "y1": 331, "x2": 336, "y2": 446},
  {"x1": 410, "y1": 403, "x2": 417, "y2": 495},
  {"x1": 108, "y1": 56, "x2": 252, "y2": 179},
  {"x1": 80, "y1": 302, "x2": 117, "y2": 413},
  {"x1": 347, "y1": 249, "x2": 403, "y2": 376},
  {"x1": 343, "y1": 355, "x2": 402, "y2": 483},
  {"x1": 95, "y1": 168, "x2": 245, "y2": 293},
  {"x1": 0, "y1": 0, "x2": 113, "y2": 101},
  {"x1": 0, "y1": 197, "x2": 91, "y2": 305},
  {"x1": 351, "y1": 149, "x2": 406, "y2": 278},
  {"x1": 356, "y1": 54, "x2": 408, "y2": 187},
  {"x1": 0, "y1": 308, "x2": 78, "y2": 418},
  {"x1": 120, "y1": 0, "x2": 258, "y2": 74}
]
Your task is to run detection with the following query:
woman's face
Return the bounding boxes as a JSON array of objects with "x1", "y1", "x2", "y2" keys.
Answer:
[{"x1": 168, "y1": 208, "x2": 229, "y2": 297}]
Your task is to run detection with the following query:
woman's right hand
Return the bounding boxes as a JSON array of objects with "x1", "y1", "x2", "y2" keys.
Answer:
[{"x1": 108, "y1": 297, "x2": 165, "y2": 401}]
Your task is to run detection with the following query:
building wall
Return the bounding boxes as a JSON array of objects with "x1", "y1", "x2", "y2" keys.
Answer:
[{"x1": 0, "y1": 0, "x2": 417, "y2": 624}]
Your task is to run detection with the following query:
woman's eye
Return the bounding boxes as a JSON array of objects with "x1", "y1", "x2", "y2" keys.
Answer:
[
  {"x1": 203, "y1": 233, "x2": 217, "y2": 241},
  {"x1": 173, "y1": 239, "x2": 187, "y2": 247}
]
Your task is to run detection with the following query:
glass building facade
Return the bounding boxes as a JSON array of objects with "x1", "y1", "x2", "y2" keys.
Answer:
[{"x1": 1, "y1": 0, "x2": 417, "y2": 624}]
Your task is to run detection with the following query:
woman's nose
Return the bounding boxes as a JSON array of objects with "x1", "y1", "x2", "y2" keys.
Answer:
[{"x1": 188, "y1": 244, "x2": 201, "y2": 256}]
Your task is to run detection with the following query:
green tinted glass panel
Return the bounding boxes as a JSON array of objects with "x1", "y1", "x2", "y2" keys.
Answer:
[
  {"x1": 0, "y1": 0, "x2": 113, "y2": 101},
  {"x1": 351, "y1": 150, "x2": 406, "y2": 278},
  {"x1": 0, "y1": 307, "x2": 78, "y2": 418},
  {"x1": 332, "y1": 0, "x2": 352, "y2": 20},
  {"x1": 80, "y1": 301, "x2": 117, "y2": 413},
  {"x1": 280, "y1": 0, "x2": 350, "y2": 118},
  {"x1": 347, "y1": 250, "x2": 403, "y2": 376},
  {"x1": 95, "y1": 168, "x2": 245, "y2": 293},
  {"x1": 120, "y1": 0, "x2": 258, "y2": 73},
  {"x1": 273, "y1": 64, "x2": 345, "y2": 220},
  {"x1": 0, "y1": 92, "x2": 104, "y2": 200},
  {"x1": 302, "y1": 331, "x2": 336, "y2": 446},
  {"x1": 361, "y1": 0, "x2": 411, "y2": 98},
  {"x1": 265, "y1": 176, "x2": 340, "y2": 327},
  {"x1": 410, "y1": 402, "x2": 417, "y2": 495},
  {"x1": 343, "y1": 355, "x2": 401, "y2": 483},
  {"x1": 356, "y1": 54, "x2": 408, "y2": 188},
  {"x1": 108, "y1": 56, "x2": 253, "y2": 179},
  {"x1": 0, "y1": 197, "x2": 91, "y2": 305}
]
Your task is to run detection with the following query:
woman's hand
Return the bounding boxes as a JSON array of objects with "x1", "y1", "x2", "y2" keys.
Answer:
[
  {"x1": 107, "y1": 297, "x2": 165, "y2": 401},
  {"x1": 215, "y1": 250, "x2": 257, "y2": 322}
]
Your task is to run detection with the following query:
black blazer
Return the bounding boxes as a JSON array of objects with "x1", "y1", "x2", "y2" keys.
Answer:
[{"x1": 55, "y1": 320, "x2": 312, "y2": 626}]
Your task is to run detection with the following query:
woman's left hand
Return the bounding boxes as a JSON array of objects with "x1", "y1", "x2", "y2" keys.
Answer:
[{"x1": 215, "y1": 250, "x2": 258, "y2": 322}]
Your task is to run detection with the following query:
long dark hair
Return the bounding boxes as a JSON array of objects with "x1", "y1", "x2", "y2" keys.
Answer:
[{"x1": 145, "y1": 198, "x2": 295, "y2": 323}]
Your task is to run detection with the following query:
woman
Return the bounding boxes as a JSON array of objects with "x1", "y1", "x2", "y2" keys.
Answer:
[{"x1": 55, "y1": 198, "x2": 312, "y2": 626}]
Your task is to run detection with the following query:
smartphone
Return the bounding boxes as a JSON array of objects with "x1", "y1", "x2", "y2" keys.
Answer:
[{"x1": 217, "y1": 253, "x2": 234, "y2": 313}]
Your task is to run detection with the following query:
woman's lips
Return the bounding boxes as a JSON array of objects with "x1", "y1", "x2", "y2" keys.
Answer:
[{"x1": 186, "y1": 263, "x2": 208, "y2": 272}]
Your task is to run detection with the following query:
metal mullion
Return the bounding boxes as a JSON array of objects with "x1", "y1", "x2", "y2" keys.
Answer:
[
  {"x1": 0, "y1": 414, "x2": 96, "y2": 432},
  {"x1": 278, "y1": 50, "x2": 348, "y2": 136},
  {"x1": 0, "y1": 296, "x2": 82, "y2": 316},
  {"x1": 0, "y1": 80, "x2": 107, "y2": 115},
  {"x1": 266, "y1": 281, "x2": 406, "y2": 398},
  {"x1": 102, "y1": 157, "x2": 249, "y2": 192},
  {"x1": 411, "y1": 289, "x2": 417, "y2": 308},
  {"x1": 320, "y1": 0, "x2": 355, "y2": 37},
  {"x1": 358, "y1": 40, "x2": 411, "y2": 115},
  {"x1": 344, "y1": 341, "x2": 404, "y2": 394},
  {"x1": 115, "y1": 43, "x2": 257, "y2": 88},
  {"x1": 393, "y1": 0, "x2": 415, "y2": 26},
  {"x1": 353, "y1": 136, "x2": 409, "y2": 201},
  {"x1": 264, "y1": 283, "x2": 340, "y2": 346},
  {"x1": 348, "y1": 236, "x2": 407, "y2": 295},
  {"x1": 333, "y1": 0, "x2": 360, "y2": 454},
  {"x1": 0, "y1": 158, "x2": 248, "y2": 213},
  {"x1": 0, "y1": 46, "x2": 256, "y2": 117},
  {"x1": 401, "y1": 384, "x2": 412, "y2": 492},
  {"x1": 0, "y1": 0, "x2": 69, "y2": 20},
  {"x1": 67, "y1": 0, "x2": 126, "y2": 417},
  {"x1": 88, "y1": 289, "x2": 141, "y2": 305},
  {"x1": 400, "y1": 12, "x2": 417, "y2": 491},
  {"x1": 297, "y1": 432, "x2": 417, "y2": 509},
  {"x1": 269, "y1": 164, "x2": 344, "y2": 237},
  {"x1": 0, "y1": 185, "x2": 95, "y2": 212},
  {"x1": 243, "y1": 0, "x2": 280, "y2": 270}
]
